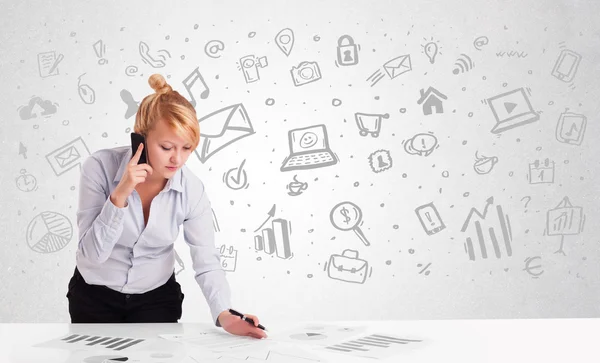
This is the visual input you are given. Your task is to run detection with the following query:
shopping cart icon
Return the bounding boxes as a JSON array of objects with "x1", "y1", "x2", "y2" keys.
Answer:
[{"x1": 354, "y1": 112, "x2": 389, "y2": 137}]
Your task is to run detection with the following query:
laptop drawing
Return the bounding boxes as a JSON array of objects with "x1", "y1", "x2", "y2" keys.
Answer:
[
  {"x1": 280, "y1": 124, "x2": 338, "y2": 171},
  {"x1": 487, "y1": 88, "x2": 539, "y2": 134}
]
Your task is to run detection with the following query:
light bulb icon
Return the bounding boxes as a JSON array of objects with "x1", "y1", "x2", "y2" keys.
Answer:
[{"x1": 424, "y1": 42, "x2": 438, "y2": 64}]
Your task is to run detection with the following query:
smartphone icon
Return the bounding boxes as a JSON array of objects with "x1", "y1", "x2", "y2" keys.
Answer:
[
  {"x1": 415, "y1": 202, "x2": 446, "y2": 236},
  {"x1": 551, "y1": 49, "x2": 581, "y2": 82},
  {"x1": 130, "y1": 132, "x2": 148, "y2": 164}
]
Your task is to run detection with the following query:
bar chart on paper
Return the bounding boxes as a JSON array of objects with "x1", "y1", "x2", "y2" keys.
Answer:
[
  {"x1": 33, "y1": 333, "x2": 148, "y2": 352},
  {"x1": 319, "y1": 333, "x2": 425, "y2": 360}
]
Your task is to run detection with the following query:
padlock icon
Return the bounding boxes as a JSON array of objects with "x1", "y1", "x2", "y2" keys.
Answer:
[{"x1": 336, "y1": 35, "x2": 359, "y2": 66}]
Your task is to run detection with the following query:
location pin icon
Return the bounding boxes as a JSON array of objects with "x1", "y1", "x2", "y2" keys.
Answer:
[{"x1": 275, "y1": 28, "x2": 294, "y2": 56}]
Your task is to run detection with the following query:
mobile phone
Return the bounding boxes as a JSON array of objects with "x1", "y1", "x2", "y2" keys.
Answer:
[
  {"x1": 551, "y1": 49, "x2": 581, "y2": 82},
  {"x1": 130, "y1": 132, "x2": 148, "y2": 164},
  {"x1": 415, "y1": 202, "x2": 446, "y2": 236}
]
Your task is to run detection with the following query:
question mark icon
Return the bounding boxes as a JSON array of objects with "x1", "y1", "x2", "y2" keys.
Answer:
[{"x1": 521, "y1": 196, "x2": 531, "y2": 213}]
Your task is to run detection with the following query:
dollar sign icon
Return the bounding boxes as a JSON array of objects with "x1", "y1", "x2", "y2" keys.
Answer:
[{"x1": 340, "y1": 207, "x2": 351, "y2": 224}]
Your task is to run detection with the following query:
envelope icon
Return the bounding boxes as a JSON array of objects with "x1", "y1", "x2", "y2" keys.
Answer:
[
  {"x1": 327, "y1": 249, "x2": 369, "y2": 284},
  {"x1": 383, "y1": 54, "x2": 412, "y2": 79},
  {"x1": 196, "y1": 103, "x2": 255, "y2": 163},
  {"x1": 54, "y1": 146, "x2": 80, "y2": 167}
]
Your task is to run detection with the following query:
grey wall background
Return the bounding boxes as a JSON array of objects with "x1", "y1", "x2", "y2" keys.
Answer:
[{"x1": 1, "y1": 0, "x2": 599, "y2": 323}]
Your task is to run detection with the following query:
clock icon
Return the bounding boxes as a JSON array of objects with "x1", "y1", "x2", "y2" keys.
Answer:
[{"x1": 16, "y1": 169, "x2": 37, "y2": 192}]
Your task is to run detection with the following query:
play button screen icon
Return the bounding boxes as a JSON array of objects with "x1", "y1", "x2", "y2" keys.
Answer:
[{"x1": 487, "y1": 88, "x2": 539, "y2": 134}]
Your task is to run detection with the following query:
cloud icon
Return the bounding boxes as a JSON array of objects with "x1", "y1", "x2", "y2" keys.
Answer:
[{"x1": 18, "y1": 96, "x2": 58, "y2": 120}]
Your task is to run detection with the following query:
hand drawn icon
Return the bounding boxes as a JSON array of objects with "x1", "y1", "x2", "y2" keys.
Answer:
[
  {"x1": 551, "y1": 48, "x2": 581, "y2": 83},
  {"x1": 287, "y1": 175, "x2": 308, "y2": 196},
  {"x1": 327, "y1": 249, "x2": 370, "y2": 284},
  {"x1": 496, "y1": 50, "x2": 528, "y2": 58},
  {"x1": 254, "y1": 216, "x2": 293, "y2": 260},
  {"x1": 280, "y1": 124, "x2": 338, "y2": 171},
  {"x1": 223, "y1": 159, "x2": 249, "y2": 190},
  {"x1": 367, "y1": 54, "x2": 412, "y2": 87},
  {"x1": 422, "y1": 37, "x2": 441, "y2": 64},
  {"x1": 92, "y1": 39, "x2": 108, "y2": 65},
  {"x1": 239, "y1": 55, "x2": 268, "y2": 83},
  {"x1": 336, "y1": 35, "x2": 359, "y2": 66},
  {"x1": 182, "y1": 67, "x2": 209, "y2": 107},
  {"x1": 453, "y1": 54, "x2": 474, "y2": 74},
  {"x1": 218, "y1": 244, "x2": 238, "y2": 272},
  {"x1": 417, "y1": 263, "x2": 432, "y2": 276},
  {"x1": 37, "y1": 51, "x2": 64, "y2": 78},
  {"x1": 473, "y1": 36, "x2": 489, "y2": 50},
  {"x1": 275, "y1": 28, "x2": 294, "y2": 56},
  {"x1": 486, "y1": 88, "x2": 539, "y2": 134},
  {"x1": 139, "y1": 41, "x2": 171, "y2": 68},
  {"x1": 120, "y1": 89, "x2": 139, "y2": 119},
  {"x1": 330, "y1": 201, "x2": 370, "y2": 246},
  {"x1": 556, "y1": 108, "x2": 586, "y2": 145},
  {"x1": 355, "y1": 112, "x2": 389, "y2": 137},
  {"x1": 404, "y1": 133, "x2": 438, "y2": 157},
  {"x1": 546, "y1": 196, "x2": 585, "y2": 256},
  {"x1": 174, "y1": 249, "x2": 185, "y2": 276},
  {"x1": 45, "y1": 137, "x2": 91, "y2": 176},
  {"x1": 16, "y1": 169, "x2": 38, "y2": 192},
  {"x1": 26, "y1": 211, "x2": 73, "y2": 253},
  {"x1": 77, "y1": 73, "x2": 96, "y2": 105},
  {"x1": 368, "y1": 150, "x2": 392, "y2": 173},
  {"x1": 473, "y1": 151, "x2": 498, "y2": 175},
  {"x1": 417, "y1": 87, "x2": 447, "y2": 115},
  {"x1": 19, "y1": 142, "x2": 27, "y2": 159},
  {"x1": 124, "y1": 65, "x2": 138, "y2": 76},
  {"x1": 291, "y1": 61, "x2": 322, "y2": 86},
  {"x1": 528, "y1": 159, "x2": 555, "y2": 184},
  {"x1": 415, "y1": 202, "x2": 445, "y2": 235},
  {"x1": 204, "y1": 40, "x2": 225, "y2": 58},
  {"x1": 195, "y1": 104, "x2": 255, "y2": 163},
  {"x1": 18, "y1": 96, "x2": 58, "y2": 120},
  {"x1": 461, "y1": 196, "x2": 513, "y2": 261},
  {"x1": 523, "y1": 256, "x2": 544, "y2": 279}
]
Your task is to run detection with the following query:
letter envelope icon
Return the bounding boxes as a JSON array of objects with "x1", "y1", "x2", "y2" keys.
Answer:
[
  {"x1": 383, "y1": 54, "x2": 412, "y2": 79},
  {"x1": 195, "y1": 103, "x2": 255, "y2": 163},
  {"x1": 54, "y1": 146, "x2": 80, "y2": 167}
]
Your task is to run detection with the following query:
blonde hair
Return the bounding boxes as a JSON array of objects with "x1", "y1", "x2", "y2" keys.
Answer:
[{"x1": 134, "y1": 74, "x2": 200, "y2": 149}]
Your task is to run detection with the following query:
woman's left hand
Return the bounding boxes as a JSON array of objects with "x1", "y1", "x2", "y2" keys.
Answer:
[{"x1": 218, "y1": 311, "x2": 267, "y2": 339}]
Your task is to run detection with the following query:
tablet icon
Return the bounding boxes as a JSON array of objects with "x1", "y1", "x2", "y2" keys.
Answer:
[
  {"x1": 486, "y1": 88, "x2": 539, "y2": 134},
  {"x1": 556, "y1": 108, "x2": 586, "y2": 145}
]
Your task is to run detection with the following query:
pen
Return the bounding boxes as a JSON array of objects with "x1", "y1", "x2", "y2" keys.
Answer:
[{"x1": 229, "y1": 309, "x2": 267, "y2": 331}]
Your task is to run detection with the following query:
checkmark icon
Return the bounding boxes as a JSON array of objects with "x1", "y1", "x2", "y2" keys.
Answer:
[
  {"x1": 223, "y1": 159, "x2": 249, "y2": 190},
  {"x1": 230, "y1": 159, "x2": 246, "y2": 184}
]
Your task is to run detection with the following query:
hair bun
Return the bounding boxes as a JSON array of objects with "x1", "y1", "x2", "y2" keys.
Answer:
[{"x1": 148, "y1": 73, "x2": 173, "y2": 95}]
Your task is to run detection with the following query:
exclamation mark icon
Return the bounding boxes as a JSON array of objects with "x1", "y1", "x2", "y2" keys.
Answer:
[{"x1": 93, "y1": 40, "x2": 107, "y2": 65}]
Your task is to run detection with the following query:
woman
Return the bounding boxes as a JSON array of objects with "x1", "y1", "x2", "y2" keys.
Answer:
[{"x1": 66, "y1": 73, "x2": 266, "y2": 339}]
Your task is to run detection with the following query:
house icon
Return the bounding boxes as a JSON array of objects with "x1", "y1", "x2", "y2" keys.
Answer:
[{"x1": 417, "y1": 86, "x2": 447, "y2": 115}]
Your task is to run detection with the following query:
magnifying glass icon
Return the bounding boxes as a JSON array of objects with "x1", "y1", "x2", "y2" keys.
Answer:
[{"x1": 330, "y1": 201, "x2": 370, "y2": 246}]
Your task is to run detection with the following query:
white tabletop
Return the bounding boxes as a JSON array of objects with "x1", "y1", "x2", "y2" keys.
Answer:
[{"x1": 0, "y1": 319, "x2": 597, "y2": 363}]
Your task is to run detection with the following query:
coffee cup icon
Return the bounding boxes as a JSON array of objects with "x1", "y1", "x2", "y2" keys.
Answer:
[
  {"x1": 473, "y1": 151, "x2": 498, "y2": 175},
  {"x1": 287, "y1": 175, "x2": 308, "y2": 196}
]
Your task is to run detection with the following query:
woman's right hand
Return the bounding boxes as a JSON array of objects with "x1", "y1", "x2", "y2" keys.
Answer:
[{"x1": 110, "y1": 143, "x2": 154, "y2": 208}]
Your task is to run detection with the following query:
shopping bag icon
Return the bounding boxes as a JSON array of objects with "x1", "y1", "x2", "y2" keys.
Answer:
[
  {"x1": 546, "y1": 197, "x2": 583, "y2": 236},
  {"x1": 383, "y1": 54, "x2": 412, "y2": 79},
  {"x1": 327, "y1": 249, "x2": 369, "y2": 284},
  {"x1": 195, "y1": 104, "x2": 255, "y2": 163}
]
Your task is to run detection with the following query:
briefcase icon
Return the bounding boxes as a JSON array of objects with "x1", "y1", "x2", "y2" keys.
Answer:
[
  {"x1": 195, "y1": 104, "x2": 255, "y2": 163},
  {"x1": 327, "y1": 249, "x2": 369, "y2": 284}
]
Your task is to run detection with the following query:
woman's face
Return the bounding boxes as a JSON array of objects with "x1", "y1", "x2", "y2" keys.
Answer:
[{"x1": 145, "y1": 118, "x2": 194, "y2": 180}]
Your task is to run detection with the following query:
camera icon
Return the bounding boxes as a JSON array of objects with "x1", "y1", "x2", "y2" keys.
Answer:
[
  {"x1": 290, "y1": 61, "x2": 322, "y2": 87},
  {"x1": 239, "y1": 54, "x2": 268, "y2": 83}
]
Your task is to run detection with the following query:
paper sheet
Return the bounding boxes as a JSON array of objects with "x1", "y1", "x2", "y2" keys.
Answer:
[
  {"x1": 316, "y1": 332, "x2": 427, "y2": 360},
  {"x1": 267, "y1": 323, "x2": 368, "y2": 346}
]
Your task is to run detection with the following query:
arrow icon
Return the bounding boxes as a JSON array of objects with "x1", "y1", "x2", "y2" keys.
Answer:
[
  {"x1": 504, "y1": 102, "x2": 517, "y2": 114},
  {"x1": 253, "y1": 204, "x2": 276, "y2": 232},
  {"x1": 19, "y1": 142, "x2": 27, "y2": 159}
]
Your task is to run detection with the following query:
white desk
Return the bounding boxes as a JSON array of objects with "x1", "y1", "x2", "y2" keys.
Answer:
[{"x1": 0, "y1": 319, "x2": 597, "y2": 362}]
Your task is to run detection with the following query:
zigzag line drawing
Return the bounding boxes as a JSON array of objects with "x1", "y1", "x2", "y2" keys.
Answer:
[{"x1": 496, "y1": 51, "x2": 528, "y2": 58}]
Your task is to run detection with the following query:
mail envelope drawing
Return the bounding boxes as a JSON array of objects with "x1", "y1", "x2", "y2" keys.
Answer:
[
  {"x1": 45, "y1": 137, "x2": 91, "y2": 176},
  {"x1": 327, "y1": 249, "x2": 369, "y2": 284},
  {"x1": 383, "y1": 54, "x2": 412, "y2": 79},
  {"x1": 195, "y1": 103, "x2": 255, "y2": 163}
]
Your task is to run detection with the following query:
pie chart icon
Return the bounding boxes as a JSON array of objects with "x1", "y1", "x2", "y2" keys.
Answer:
[{"x1": 26, "y1": 211, "x2": 73, "y2": 253}]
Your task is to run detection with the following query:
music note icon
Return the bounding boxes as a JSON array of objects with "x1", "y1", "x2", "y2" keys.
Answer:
[
  {"x1": 556, "y1": 109, "x2": 586, "y2": 146},
  {"x1": 182, "y1": 67, "x2": 210, "y2": 107}
]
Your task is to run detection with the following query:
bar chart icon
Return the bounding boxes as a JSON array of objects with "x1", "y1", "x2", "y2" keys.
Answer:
[
  {"x1": 35, "y1": 333, "x2": 147, "y2": 352},
  {"x1": 322, "y1": 334, "x2": 424, "y2": 359},
  {"x1": 254, "y1": 218, "x2": 293, "y2": 259}
]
